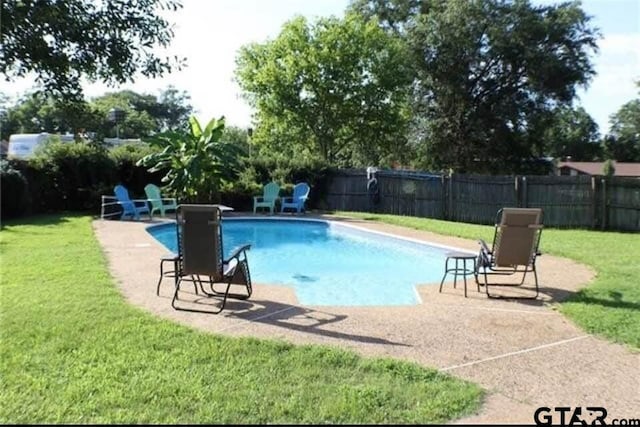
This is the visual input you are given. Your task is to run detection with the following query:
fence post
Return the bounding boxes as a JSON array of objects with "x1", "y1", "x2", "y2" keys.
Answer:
[
  {"x1": 522, "y1": 176, "x2": 528, "y2": 208},
  {"x1": 448, "y1": 172, "x2": 454, "y2": 221},
  {"x1": 601, "y1": 177, "x2": 607, "y2": 231},
  {"x1": 591, "y1": 176, "x2": 597, "y2": 229},
  {"x1": 514, "y1": 176, "x2": 520, "y2": 207},
  {"x1": 441, "y1": 174, "x2": 447, "y2": 220}
]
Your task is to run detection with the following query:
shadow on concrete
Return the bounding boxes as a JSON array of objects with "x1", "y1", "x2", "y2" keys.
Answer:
[
  {"x1": 228, "y1": 298, "x2": 411, "y2": 347},
  {"x1": 162, "y1": 287, "x2": 411, "y2": 347}
]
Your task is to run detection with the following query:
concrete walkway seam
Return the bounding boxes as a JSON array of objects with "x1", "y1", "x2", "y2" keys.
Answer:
[{"x1": 440, "y1": 335, "x2": 590, "y2": 372}]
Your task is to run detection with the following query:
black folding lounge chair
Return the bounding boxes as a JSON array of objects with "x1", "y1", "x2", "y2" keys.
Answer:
[
  {"x1": 475, "y1": 208, "x2": 543, "y2": 299},
  {"x1": 172, "y1": 204, "x2": 252, "y2": 314}
]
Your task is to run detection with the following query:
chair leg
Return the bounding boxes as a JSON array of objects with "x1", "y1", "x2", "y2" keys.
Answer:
[
  {"x1": 439, "y1": 257, "x2": 450, "y2": 293},
  {"x1": 172, "y1": 276, "x2": 230, "y2": 314},
  {"x1": 473, "y1": 258, "x2": 480, "y2": 292},
  {"x1": 453, "y1": 258, "x2": 458, "y2": 289},
  {"x1": 532, "y1": 264, "x2": 540, "y2": 299},
  {"x1": 156, "y1": 260, "x2": 164, "y2": 296},
  {"x1": 171, "y1": 277, "x2": 183, "y2": 309},
  {"x1": 484, "y1": 266, "x2": 539, "y2": 300},
  {"x1": 463, "y1": 259, "x2": 468, "y2": 297}
]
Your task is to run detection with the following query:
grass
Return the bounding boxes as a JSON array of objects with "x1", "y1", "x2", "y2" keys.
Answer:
[
  {"x1": 337, "y1": 212, "x2": 640, "y2": 349},
  {"x1": 0, "y1": 214, "x2": 482, "y2": 424}
]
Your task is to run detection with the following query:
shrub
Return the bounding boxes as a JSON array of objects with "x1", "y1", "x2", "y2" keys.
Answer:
[
  {"x1": 109, "y1": 143, "x2": 165, "y2": 197},
  {"x1": 0, "y1": 160, "x2": 30, "y2": 218},
  {"x1": 230, "y1": 155, "x2": 333, "y2": 210},
  {"x1": 137, "y1": 116, "x2": 241, "y2": 203},
  {"x1": 603, "y1": 159, "x2": 616, "y2": 177},
  {"x1": 30, "y1": 140, "x2": 116, "y2": 211},
  {"x1": 4, "y1": 135, "x2": 334, "y2": 218}
]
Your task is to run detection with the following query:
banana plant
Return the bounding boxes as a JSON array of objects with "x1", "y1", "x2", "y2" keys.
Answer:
[{"x1": 137, "y1": 116, "x2": 242, "y2": 203}]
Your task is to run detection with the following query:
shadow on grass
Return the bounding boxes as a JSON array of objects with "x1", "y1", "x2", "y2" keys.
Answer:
[
  {"x1": 564, "y1": 290, "x2": 640, "y2": 311},
  {"x1": 445, "y1": 279, "x2": 635, "y2": 310},
  {"x1": 0, "y1": 212, "x2": 78, "y2": 230}
]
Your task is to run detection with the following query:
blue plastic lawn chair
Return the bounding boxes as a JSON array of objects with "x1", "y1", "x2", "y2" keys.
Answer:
[
  {"x1": 253, "y1": 182, "x2": 281, "y2": 214},
  {"x1": 114, "y1": 184, "x2": 152, "y2": 220},
  {"x1": 281, "y1": 182, "x2": 310, "y2": 214}
]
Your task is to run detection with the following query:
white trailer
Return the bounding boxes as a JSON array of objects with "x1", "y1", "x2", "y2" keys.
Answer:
[{"x1": 7, "y1": 133, "x2": 74, "y2": 159}]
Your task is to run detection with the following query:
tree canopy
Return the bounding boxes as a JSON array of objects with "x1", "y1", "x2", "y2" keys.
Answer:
[
  {"x1": 351, "y1": 0, "x2": 600, "y2": 173},
  {"x1": 542, "y1": 106, "x2": 601, "y2": 161},
  {"x1": 1, "y1": 87, "x2": 193, "y2": 141},
  {"x1": 1, "y1": 0, "x2": 184, "y2": 100},
  {"x1": 604, "y1": 82, "x2": 640, "y2": 162},
  {"x1": 235, "y1": 13, "x2": 414, "y2": 166}
]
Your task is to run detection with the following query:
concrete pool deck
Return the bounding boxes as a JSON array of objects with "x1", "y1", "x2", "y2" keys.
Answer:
[{"x1": 93, "y1": 214, "x2": 639, "y2": 424}]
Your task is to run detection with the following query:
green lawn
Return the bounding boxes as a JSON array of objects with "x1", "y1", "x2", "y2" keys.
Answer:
[
  {"x1": 0, "y1": 214, "x2": 482, "y2": 424},
  {"x1": 338, "y1": 212, "x2": 640, "y2": 349}
]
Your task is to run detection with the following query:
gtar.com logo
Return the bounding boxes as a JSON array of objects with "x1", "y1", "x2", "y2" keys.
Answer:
[{"x1": 534, "y1": 407, "x2": 607, "y2": 425}]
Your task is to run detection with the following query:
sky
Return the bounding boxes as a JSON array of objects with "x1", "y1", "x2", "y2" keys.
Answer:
[{"x1": 4, "y1": 0, "x2": 639, "y2": 134}]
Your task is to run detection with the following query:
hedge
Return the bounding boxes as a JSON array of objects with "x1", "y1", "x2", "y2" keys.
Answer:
[{"x1": 1, "y1": 142, "x2": 333, "y2": 219}]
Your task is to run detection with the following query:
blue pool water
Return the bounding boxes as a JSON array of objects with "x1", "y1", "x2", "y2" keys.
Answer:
[{"x1": 147, "y1": 219, "x2": 461, "y2": 306}]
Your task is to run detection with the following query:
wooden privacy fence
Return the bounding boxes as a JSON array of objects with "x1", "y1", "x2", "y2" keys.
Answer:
[{"x1": 323, "y1": 169, "x2": 640, "y2": 231}]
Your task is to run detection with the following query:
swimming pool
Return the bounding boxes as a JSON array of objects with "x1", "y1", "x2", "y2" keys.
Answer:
[{"x1": 147, "y1": 218, "x2": 469, "y2": 306}]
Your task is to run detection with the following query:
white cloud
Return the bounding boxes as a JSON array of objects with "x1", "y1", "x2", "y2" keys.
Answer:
[{"x1": 577, "y1": 33, "x2": 640, "y2": 134}]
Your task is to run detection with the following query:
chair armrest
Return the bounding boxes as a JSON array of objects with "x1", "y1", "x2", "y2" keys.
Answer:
[
  {"x1": 477, "y1": 239, "x2": 492, "y2": 268},
  {"x1": 161, "y1": 198, "x2": 177, "y2": 205},
  {"x1": 254, "y1": 196, "x2": 263, "y2": 202},
  {"x1": 478, "y1": 239, "x2": 492, "y2": 255},
  {"x1": 281, "y1": 196, "x2": 294, "y2": 203},
  {"x1": 226, "y1": 244, "x2": 251, "y2": 262}
]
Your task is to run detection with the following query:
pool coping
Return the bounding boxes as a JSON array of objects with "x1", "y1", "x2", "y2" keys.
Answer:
[{"x1": 92, "y1": 213, "x2": 639, "y2": 424}]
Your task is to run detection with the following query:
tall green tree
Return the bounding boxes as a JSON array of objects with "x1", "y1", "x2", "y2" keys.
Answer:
[
  {"x1": 88, "y1": 88, "x2": 192, "y2": 139},
  {"x1": 89, "y1": 91, "x2": 157, "y2": 140},
  {"x1": 221, "y1": 125, "x2": 251, "y2": 156},
  {"x1": 542, "y1": 106, "x2": 602, "y2": 161},
  {"x1": 604, "y1": 83, "x2": 640, "y2": 161},
  {"x1": 351, "y1": 0, "x2": 600, "y2": 173},
  {"x1": 155, "y1": 86, "x2": 194, "y2": 132},
  {"x1": 0, "y1": 92, "x2": 94, "y2": 140},
  {"x1": 235, "y1": 13, "x2": 413, "y2": 166},
  {"x1": 1, "y1": 0, "x2": 184, "y2": 100},
  {"x1": 1, "y1": 87, "x2": 193, "y2": 141}
]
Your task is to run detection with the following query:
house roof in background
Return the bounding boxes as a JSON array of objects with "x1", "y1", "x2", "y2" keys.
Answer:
[{"x1": 557, "y1": 161, "x2": 640, "y2": 177}]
